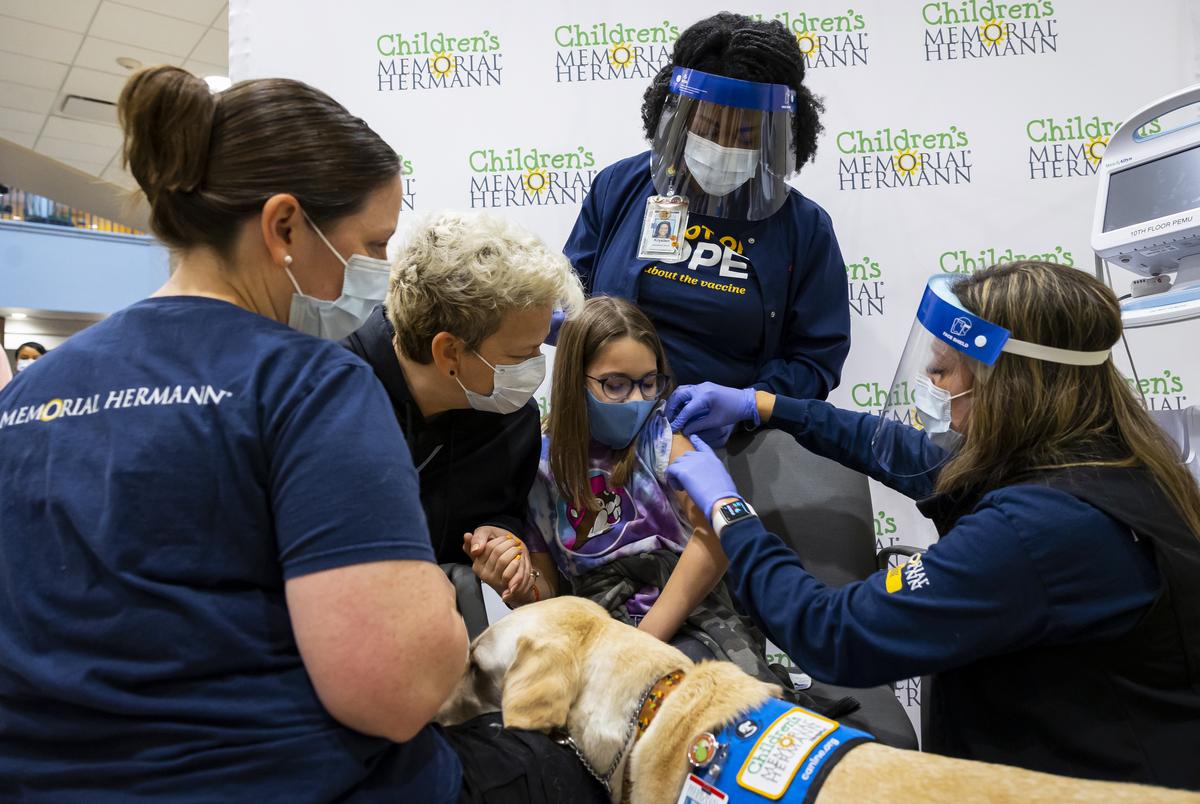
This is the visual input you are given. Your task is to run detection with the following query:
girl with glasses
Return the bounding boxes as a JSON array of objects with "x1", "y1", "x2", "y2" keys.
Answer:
[{"x1": 524, "y1": 296, "x2": 781, "y2": 683}]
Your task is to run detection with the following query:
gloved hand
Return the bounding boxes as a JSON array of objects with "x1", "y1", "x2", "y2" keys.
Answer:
[
  {"x1": 666, "y1": 382, "x2": 759, "y2": 436},
  {"x1": 666, "y1": 435, "x2": 742, "y2": 524},
  {"x1": 694, "y1": 423, "x2": 735, "y2": 450},
  {"x1": 545, "y1": 308, "x2": 566, "y2": 346}
]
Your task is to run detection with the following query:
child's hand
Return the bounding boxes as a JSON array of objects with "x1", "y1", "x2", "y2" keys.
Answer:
[{"x1": 463, "y1": 527, "x2": 533, "y2": 601}]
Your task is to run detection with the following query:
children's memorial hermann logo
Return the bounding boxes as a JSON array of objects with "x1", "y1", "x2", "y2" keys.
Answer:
[
  {"x1": 939, "y1": 244, "x2": 1074, "y2": 272},
  {"x1": 1027, "y1": 116, "x2": 1162, "y2": 180},
  {"x1": 554, "y1": 19, "x2": 679, "y2": 82},
  {"x1": 1126, "y1": 369, "x2": 1188, "y2": 412},
  {"x1": 468, "y1": 146, "x2": 598, "y2": 208},
  {"x1": 846, "y1": 256, "x2": 885, "y2": 317},
  {"x1": 377, "y1": 29, "x2": 502, "y2": 91},
  {"x1": 837, "y1": 126, "x2": 971, "y2": 190},
  {"x1": 758, "y1": 8, "x2": 870, "y2": 69},
  {"x1": 922, "y1": 1, "x2": 1058, "y2": 61}
]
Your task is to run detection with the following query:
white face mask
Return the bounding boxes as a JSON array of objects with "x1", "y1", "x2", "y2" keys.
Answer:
[
  {"x1": 683, "y1": 131, "x2": 759, "y2": 197},
  {"x1": 284, "y1": 213, "x2": 391, "y2": 341},
  {"x1": 16, "y1": 358, "x2": 34, "y2": 372},
  {"x1": 455, "y1": 350, "x2": 546, "y2": 415},
  {"x1": 913, "y1": 375, "x2": 971, "y2": 435}
]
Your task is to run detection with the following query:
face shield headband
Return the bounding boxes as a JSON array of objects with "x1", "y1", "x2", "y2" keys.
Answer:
[
  {"x1": 869, "y1": 275, "x2": 1114, "y2": 479},
  {"x1": 667, "y1": 67, "x2": 797, "y2": 114},
  {"x1": 918, "y1": 276, "x2": 1113, "y2": 369}
]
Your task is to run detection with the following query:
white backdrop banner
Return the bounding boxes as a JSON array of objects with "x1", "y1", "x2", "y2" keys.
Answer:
[{"x1": 230, "y1": 0, "x2": 1199, "y2": 733}]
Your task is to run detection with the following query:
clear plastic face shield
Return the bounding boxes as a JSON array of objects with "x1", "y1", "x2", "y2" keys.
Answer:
[
  {"x1": 650, "y1": 67, "x2": 797, "y2": 222},
  {"x1": 872, "y1": 275, "x2": 1113, "y2": 478}
]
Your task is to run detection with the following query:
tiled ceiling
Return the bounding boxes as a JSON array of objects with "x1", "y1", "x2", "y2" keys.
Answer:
[{"x1": 0, "y1": 0, "x2": 227, "y2": 190}]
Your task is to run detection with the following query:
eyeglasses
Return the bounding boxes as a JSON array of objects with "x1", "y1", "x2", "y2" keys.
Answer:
[{"x1": 587, "y1": 372, "x2": 670, "y2": 403}]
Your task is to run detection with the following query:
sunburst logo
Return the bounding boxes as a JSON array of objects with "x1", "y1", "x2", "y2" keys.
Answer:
[
  {"x1": 979, "y1": 18, "x2": 1007, "y2": 45},
  {"x1": 1084, "y1": 136, "x2": 1108, "y2": 165},
  {"x1": 522, "y1": 168, "x2": 550, "y2": 194},
  {"x1": 607, "y1": 42, "x2": 635, "y2": 68},
  {"x1": 428, "y1": 51, "x2": 456, "y2": 79},
  {"x1": 795, "y1": 32, "x2": 821, "y2": 56},
  {"x1": 892, "y1": 149, "x2": 923, "y2": 177}
]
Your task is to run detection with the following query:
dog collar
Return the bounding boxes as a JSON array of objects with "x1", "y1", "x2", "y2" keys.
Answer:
[
  {"x1": 612, "y1": 669, "x2": 688, "y2": 804},
  {"x1": 636, "y1": 669, "x2": 686, "y2": 737},
  {"x1": 561, "y1": 668, "x2": 688, "y2": 800}
]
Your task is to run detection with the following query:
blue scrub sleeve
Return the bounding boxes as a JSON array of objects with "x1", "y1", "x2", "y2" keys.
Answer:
[
  {"x1": 751, "y1": 209, "x2": 851, "y2": 399},
  {"x1": 768, "y1": 396, "x2": 941, "y2": 500},
  {"x1": 563, "y1": 169, "x2": 610, "y2": 293},
  {"x1": 269, "y1": 362, "x2": 435, "y2": 579},
  {"x1": 717, "y1": 505, "x2": 1051, "y2": 687}
]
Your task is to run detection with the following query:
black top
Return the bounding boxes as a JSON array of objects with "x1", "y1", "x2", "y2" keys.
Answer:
[{"x1": 342, "y1": 306, "x2": 542, "y2": 566}]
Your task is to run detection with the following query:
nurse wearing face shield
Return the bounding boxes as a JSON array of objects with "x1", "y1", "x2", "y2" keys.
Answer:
[
  {"x1": 665, "y1": 262, "x2": 1200, "y2": 789},
  {"x1": 563, "y1": 13, "x2": 850, "y2": 445}
]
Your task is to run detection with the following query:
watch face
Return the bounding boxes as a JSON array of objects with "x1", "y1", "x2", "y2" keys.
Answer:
[{"x1": 721, "y1": 500, "x2": 751, "y2": 520}]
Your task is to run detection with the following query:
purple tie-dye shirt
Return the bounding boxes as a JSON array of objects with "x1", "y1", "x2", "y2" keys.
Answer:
[{"x1": 524, "y1": 411, "x2": 691, "y2": 615}]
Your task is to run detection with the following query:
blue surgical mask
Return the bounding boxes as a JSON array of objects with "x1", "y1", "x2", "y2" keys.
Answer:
[
  {"x1": 586, "y1": 390, "x2": 656, "y2": 449},
  {"x1": 284, "y1": 211, "x2": 391, "y2": 341}
]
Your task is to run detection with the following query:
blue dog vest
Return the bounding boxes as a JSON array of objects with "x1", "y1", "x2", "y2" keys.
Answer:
[{"x1": 678, "y1": 698, "x2": 874, "y2": 803}]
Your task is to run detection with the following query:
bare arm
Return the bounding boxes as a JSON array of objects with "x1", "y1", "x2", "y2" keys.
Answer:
[
  {"x1": 286, "y1": 560, "x2": 468, "y2": 743},
  {"x1": 637, "y1": 432, "x2": 729, "y2": 642}
]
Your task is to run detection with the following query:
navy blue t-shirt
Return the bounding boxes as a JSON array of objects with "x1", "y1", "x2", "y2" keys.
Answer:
[
  {"x1": 0, "y1": 297, "x2": 461, "y2": 802},
  {"x1": 635, "y1": 213, "x2": 765, "y2": 389},
  {"x1": 564, "y1": 151, "x2": 851, "y2": 398}
]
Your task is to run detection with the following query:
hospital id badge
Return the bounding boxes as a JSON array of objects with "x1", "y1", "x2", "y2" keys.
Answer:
[
  {"x1": 637, "y1": 195, "x2": 689, "y2": 262},
  {"x1": 676, "y1": 774, "x2": 728, "y2": 804}
]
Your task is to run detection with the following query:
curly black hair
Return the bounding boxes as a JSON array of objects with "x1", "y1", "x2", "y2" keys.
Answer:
[{"x1": 641, "y1": 13, "x2": 824, "y2": 168}]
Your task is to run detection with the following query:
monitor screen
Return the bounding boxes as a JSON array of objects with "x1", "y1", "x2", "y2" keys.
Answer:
[{"x1": 1103, "y1": 143, "x2": 1200, "y2": 232}]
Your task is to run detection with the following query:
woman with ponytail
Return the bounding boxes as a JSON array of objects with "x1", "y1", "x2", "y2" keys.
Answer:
[{"x1": 0, "y1": 68, "x2": 605, "y2": 802}]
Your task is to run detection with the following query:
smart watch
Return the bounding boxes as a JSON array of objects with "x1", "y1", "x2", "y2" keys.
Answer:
[{"x1": 711, "y1": 499, "x2": 758, "y2": 538}]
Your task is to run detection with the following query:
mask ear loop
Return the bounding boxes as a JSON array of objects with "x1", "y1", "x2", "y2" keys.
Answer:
[{"x1": 300, "y1": 209, "x2": 349, "y2": 267}]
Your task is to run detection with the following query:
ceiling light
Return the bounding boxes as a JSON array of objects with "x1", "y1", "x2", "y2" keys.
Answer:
[
  {"x1": 204, "y1": 75, "x2": 232, "y2": 92},
  {"x1": 116, "y1": 56, "x2": 142, "y2": 71},
  {"x1": 10, "y1": 313, "x2": 28, "y2": 320}
]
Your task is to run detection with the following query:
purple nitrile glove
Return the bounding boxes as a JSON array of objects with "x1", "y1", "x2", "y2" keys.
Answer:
[
  {"x1": 666, "y1": 382, "x2": 759, "y2": 436},
  {"x1": 666, "y1": 435, "x2": 742, "y2": 524},
  {"x1": 545, "y1": 308, "x2": 566, "y2": 346},
  {"x1": 694, "y1": 423, "x2": 735, "y2": 450}
]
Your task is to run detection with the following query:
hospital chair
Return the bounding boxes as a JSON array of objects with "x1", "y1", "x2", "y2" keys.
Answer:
[
  {"x1": 441, "y1": 563, "x2": 490, "y2": 640},
  {"x1": 723, "y1": 428, "x2": 922, "y2": 750}
]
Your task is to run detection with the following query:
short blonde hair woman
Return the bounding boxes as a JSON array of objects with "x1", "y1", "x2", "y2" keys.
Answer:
[
  {"x1": 345, "y1": 210, "x2": 584, "y2": 609},
  {"x1": 387, "y1": 211, "x2": 584, "y2": 366}
]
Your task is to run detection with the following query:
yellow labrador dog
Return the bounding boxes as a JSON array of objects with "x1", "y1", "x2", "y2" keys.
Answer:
[{"x1": 439, "y1": 596, "x2": 1198, "y2": 803}]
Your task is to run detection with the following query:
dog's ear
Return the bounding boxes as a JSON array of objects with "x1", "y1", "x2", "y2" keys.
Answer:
[{"x1": 501, "y1": 632, "x2": 581, "y2": 731}]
